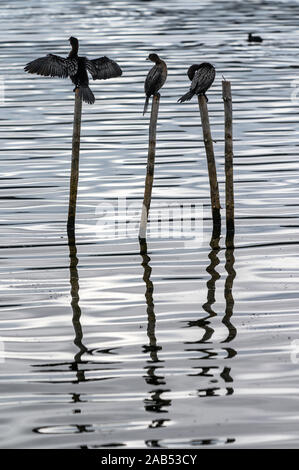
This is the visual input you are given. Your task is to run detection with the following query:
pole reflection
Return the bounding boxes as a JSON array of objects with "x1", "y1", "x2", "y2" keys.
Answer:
[
  {"x1": 222, "y1": 234, "x2": 237, "y2": 343},
  {"x1": 139, "y1": 239, "x2": 171, "y2": 431},
  {"x1": 32, "y1": 235, "x2": 89, "y2": 436},
  {"x1": 186, "y1": 233, "x2": 237, "y2": 398},
  {"x1": 68, "y1": 233, "x2": 88, "y2": 378},
  {"x1": 32, "y1": 235, "x2": 88, "y2": 385}
]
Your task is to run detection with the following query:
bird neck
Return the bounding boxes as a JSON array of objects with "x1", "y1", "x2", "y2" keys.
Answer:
[
  {"x1": 69, "y1": 42, "x2": 79, "y2": 58},
  {"x1": 188, "y1": 65, "x2": 199, "y2": 80}
]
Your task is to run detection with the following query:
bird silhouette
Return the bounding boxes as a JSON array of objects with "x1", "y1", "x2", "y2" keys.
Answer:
[
  {"x1": 143, "y1": 53, "x2": 167, "y2": 115},
  {"x1": 248, "y1": 33, "x2": 263, "y2": 43},
  {"x1": 24, "y1": 37, "x2": 122, "y2": 104},
  {"x1": 178, "y1": 63, "x2": 215, "y2": 103}
]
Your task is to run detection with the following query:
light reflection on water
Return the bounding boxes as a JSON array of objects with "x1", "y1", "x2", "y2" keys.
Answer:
[{"x1": 0, "y1": 0, "x2": 299, "y2": 448}]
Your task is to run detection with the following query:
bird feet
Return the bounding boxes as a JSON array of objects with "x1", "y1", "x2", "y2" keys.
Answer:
[{"x1": 198, "y1": 93, "x2": 209, "y2": 103}]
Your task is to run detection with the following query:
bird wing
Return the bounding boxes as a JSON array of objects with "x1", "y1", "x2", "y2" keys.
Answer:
[
  {"x1": 144, "y1": 65, "x2": 163, "y2": 96},
  {"x1": 24, "y1": 54, "x2": 78, "y2": 78},
  {"x1": 191, "y1": 64, "x2": 215, "y2": 94},
  {"x1": 86, "y1": 57, "x2": 122, "y2": 80}
]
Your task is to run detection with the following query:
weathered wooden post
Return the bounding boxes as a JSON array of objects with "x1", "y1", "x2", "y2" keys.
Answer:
[
  {"x1": 67, "y1": 88, "x2": 82, "y2": 236},
  {"x1": 198, "y1": 95, "x2": 221, "y2": 235},
  {"x1": 139, "y1": 93, "x2": 160, "y2": 240},
  {"x1": 222, "y1": 80, "x2": 235, "y2": 239}
]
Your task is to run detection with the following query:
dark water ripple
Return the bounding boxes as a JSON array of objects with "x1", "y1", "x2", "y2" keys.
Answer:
[{"x1": 0, "y1": 0, "x2": 299, "y2": 448}]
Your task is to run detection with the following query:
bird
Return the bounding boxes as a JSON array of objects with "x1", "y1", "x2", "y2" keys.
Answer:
[
  {"x1": 248, "y1": 33, "x2": 263, "y2": 43},
  {"x1": 143, "y1": 53, "x2": 167, "y2": 115},
  {"x1": 24, "y1": 37, "x2": 122, "y2": 104},
  {"x1": 178, "y1": 63, "x2": 216, "y2": 103}
]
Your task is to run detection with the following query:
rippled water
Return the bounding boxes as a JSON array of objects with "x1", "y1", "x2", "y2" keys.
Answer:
[{"x1": 1, "y1": 0, "x2": 299, "y2": 449}]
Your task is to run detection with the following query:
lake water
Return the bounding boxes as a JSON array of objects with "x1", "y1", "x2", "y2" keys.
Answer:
[{"x1": 1, "y1": 0, "x2": 299, "y2": 449}]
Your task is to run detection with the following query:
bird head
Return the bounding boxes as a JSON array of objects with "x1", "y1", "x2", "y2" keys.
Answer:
[
  {"x1": 187, "y1": 64, "x2": 201, "y2": 81},
  {"x1": 147, "y1": 53, "x2": 160, "y2": 63},
  {"x1": 69, "y1": 37, "x2": 79, "y2": 47}
]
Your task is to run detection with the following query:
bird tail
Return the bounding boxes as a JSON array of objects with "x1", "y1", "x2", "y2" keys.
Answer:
[
  {"x1": 143, "y1": 96, "x2": 150, "y2": 115},
  {"x1": 177, "y1": 90, "x2": 195, "y2": 103},
  {"x1": 79, "y1": 86, "x2": 95, "y2": 105}
]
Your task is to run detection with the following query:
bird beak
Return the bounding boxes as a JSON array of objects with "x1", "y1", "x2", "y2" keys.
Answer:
[{"x1": 146, "y1": 57, "x2": 149, "y2": 61}]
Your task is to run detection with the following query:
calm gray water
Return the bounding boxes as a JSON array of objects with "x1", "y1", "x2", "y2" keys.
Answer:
[{"x1": 1, "y1": 0, "x2": 299, "y2": 449}]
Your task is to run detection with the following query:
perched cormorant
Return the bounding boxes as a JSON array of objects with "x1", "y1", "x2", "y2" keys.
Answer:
[
  {"x1": 178, "y1": 63, "x2": 216, "y2": 103},
  {"x1": 248, "y1": 33, "x2": 263, "y2": 43},
  {"x1": 24, "y1": 37, "x2": 122, "y2": 104},
  {"x1": 143, "y1": 53, "x2": 167, "y2": 115}
]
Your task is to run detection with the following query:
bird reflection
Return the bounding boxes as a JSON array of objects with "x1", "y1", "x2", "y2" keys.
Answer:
[
  {"x1": 186, "y1": 234, "x2": 237, "y2": 398},
  {"x1": 139, "y1": 239, "x2": 171, "y2": 429}
]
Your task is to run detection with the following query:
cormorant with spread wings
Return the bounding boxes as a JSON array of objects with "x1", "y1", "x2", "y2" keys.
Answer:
[{"x1": 24, "y1": 37, "x2": 122, "y2": 104}]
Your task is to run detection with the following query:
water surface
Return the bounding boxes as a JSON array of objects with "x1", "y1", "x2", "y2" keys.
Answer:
[{"x1": 1, "y1": 0, "x2": 299, "y2": 449}]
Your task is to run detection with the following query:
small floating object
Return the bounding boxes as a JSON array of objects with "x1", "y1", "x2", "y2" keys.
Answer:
[
  {"x1": 248, "y1": 32, "x2": 263, "y2": 43},
  {"x1": 177, "y1": 63, "x2": 215, "y2": 103},
  {"x1": 143, "y1": 53, "x2": 167, "y2": 115},
  {"x1": 24, "y1": 37, "x2": 122, "y2": 104}
]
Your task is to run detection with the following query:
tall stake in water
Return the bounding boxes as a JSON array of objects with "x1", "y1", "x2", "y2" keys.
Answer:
[
  {"x1": 198, "y1": 95, "x2": 221, "y2": 234},
  {"x1": 68, "y1": 89, "x2": 82, "y2": 235},
  {"x1": 139, "y1": 93, "x2": 160, "y2": 240},
  {"x1": 139, "y1": 53, "x2": 167, "y2": 240},
  {"x1": 222, "y1": 80, "x2": 235, "y2": 238},
  {"x1": 177, "y1": 63, "x2": 219, "y2": 236},
  {"x1": 24, "y1": 37, "x2": 122, "y2": 236}
]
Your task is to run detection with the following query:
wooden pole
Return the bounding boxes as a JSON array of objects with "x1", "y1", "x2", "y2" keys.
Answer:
[
  {"x1": 198, "y1": 95, "x2": 221, "y2": 234},
  {"x1": 222, "y1": 80, "x2": 235, "y2": 236},
  {"x1": 67, "y1": 88, "x2": 82, "y2": 236},
  {"x1": 139, "y1": 93, "x2": 160, "y2": 240}
]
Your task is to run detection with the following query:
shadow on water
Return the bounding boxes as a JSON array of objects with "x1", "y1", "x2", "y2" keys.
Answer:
[
  {"x1": 139, "y1": 239, "x2": 172, "y2": 439},
  {"x1": 185, "y1": 233, "x2": 237, "y2": 398}
]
